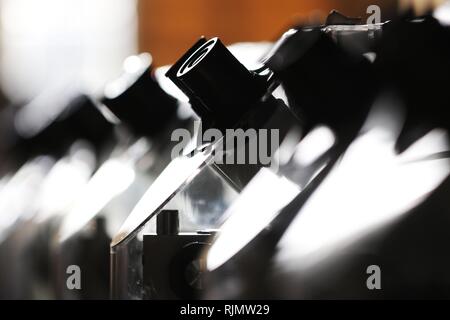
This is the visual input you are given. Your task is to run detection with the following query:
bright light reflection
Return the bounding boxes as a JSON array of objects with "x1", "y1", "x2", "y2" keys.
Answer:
[
  {"x1": 111, "y1": 147, "x2": 212, "y2": 247},
  {"x1": 0, "y1": 0, "x2": 138, "y2": 103},
  {"x1": 58, "y1": 158, "x2": 135, "y2": 242},
  {"x1": 0, "y1": 157, "x2": 54, "y2": 242},
  {"x1": 277, "y1": 125, "x2": 450, "y2": 270},
  {"x1": 207, "y1": 126, "x2": 336, "y2": 270},
  {"x1": 207, "y1": 168, "x2": 300, "y2": 271},
  {"x1": 14, "y1": 87, "x2": 80, "y2": 138},
  {"x1": 293, "y1": 126, "x2": 335, "y2": 167},
  {"x1": 434, "y1": 0, "x2": 450, "y2": 25},
  {"x1": 34, "y1": 148, "x2": 95, "y2": 223},
  {"x1": 227, "y1": 42, "x2": 273, "y2": 70},
  {"x1": 154, "y1": 66, "x2": 189, "y2": 103},
  {"x1": 104, "y1": 53, "x2": 151, "y2": 99}
]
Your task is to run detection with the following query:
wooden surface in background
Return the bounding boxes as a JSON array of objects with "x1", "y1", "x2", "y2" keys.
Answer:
[{"x1": 138, "y1": 0, "x2": 398, "y2": 66}]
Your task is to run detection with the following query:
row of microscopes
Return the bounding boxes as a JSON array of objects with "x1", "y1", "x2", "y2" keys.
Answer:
[{"x1": 0, "y1": 7, "x2": 450, "y2": 299}]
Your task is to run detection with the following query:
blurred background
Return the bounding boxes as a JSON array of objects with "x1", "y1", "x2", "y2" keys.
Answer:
[
  {"x1": 138, "y1": 0, "x2": 399, "y2": 65},
  {"x1": 0, "y1": 0, "x2": 402, "y2": 106}
]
